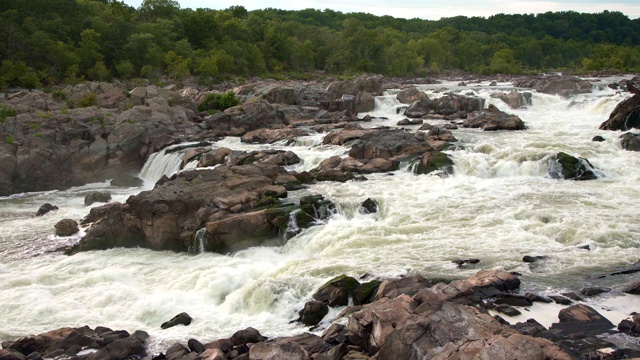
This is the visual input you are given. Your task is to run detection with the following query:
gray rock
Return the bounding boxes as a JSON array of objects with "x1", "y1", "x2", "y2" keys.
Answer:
[
  {"x1": 161, "y1": 312, "x2": 192, "y2": 329},
  {"x1": 54, "y1": 219, "x2": 79, "y2": 237}
]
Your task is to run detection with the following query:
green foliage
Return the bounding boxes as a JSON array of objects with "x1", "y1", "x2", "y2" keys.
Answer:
[
  {"x1": 5, "y1": 133, "x2": 15, "y2": 145},
  {"x1": 0, "y1": 105, "x2": 17, "y2": 123},
  {"x1": 52, "y1": 90, "x2": 68, "y2": 102},
  {"x1": 78, "y1": 93, "x2": 97, "y2": 108},
  {"x1": 197, "y1": 91, "x2": 241, "y2": 113}
]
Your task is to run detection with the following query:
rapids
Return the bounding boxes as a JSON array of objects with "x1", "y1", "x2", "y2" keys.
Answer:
[{"x1": 1, "y1": 77, "x2": 639, "y2": 352}]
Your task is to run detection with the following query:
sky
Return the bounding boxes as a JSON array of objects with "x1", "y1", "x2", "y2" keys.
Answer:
[{"x1": 122, "y1": 0, "x2": 640, "y2": 20}]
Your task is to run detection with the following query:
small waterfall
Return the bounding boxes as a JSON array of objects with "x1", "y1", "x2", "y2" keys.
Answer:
[
  {"x1": 138, "y1": 149, "x2": 184, "y2": 187},
  {"x1": 189, "y1": 227, "x2": 207, "y2": 255},
  {"x1": 284, "y1": 209, "x2": 301, "y2": 241}
]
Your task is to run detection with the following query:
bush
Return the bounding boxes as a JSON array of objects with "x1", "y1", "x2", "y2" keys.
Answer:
[
  {"x1": 78, "y1": 92, "x2": 97, "y2": 107},
  {"x1": 197, "y1": 91, "x2": 241, "y2": 113},
  {"x1": 52, "y1": 90, "x2": 68, "y2": 101},
  {"x1": 0, "y1": 105, "x2": 17, "y2": 123}
]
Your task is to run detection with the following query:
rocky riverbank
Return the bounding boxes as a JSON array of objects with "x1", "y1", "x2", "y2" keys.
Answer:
[{"x1": 1, "y1": 269, "x2": 638, "y2": 360}]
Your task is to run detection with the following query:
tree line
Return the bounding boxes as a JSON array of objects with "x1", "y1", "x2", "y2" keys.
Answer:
[{"x1": 1, "y1": 0, "x2": 639, "y2": 90}]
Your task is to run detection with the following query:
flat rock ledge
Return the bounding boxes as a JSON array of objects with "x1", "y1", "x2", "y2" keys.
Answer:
[{"x1": 4, "y1": 269, "x2": 638, "y2": 360}]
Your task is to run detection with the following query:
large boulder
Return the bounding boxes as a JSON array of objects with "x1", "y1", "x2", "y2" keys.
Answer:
[
  {"x1": 312, "y1": 275, "x2": 361, "y2": 307},
  {"x1": 552, "y1": 152, "x2": 599, "y2": 180},
  {"x1": 550, "y1": 304, "x2": 615, "y2": 338},
  {"x1": 240, "y1": 127, "x2": 308, "y2": 144},
  {"x1": 491, "y1": 89, "x2": 532, "y2": 109},
  {"x1": 463, "y1": 105, "x2": 526, "y2": 131},
  {"x1": 202, "y1": 100, "x2": 288, "y2": 137},
  {"x1": 404, "y1": 97, "x2": 435, "y2": 118},
  {"x1": 84, "y1": 192, "x2": 111, "y2": 206},
  {"x1": 599, "y1": 94, "x2": 640, "y2": 131},
  {"x1": 514, "y1": 76, "x2": 592, "y2": 98},
  {"x1": 620, "y1": 132, "x2": 640, "y2": 151},
  {"x1": 54, "y1": 219, "x2": 79, "y2": 237},
  {"x1": 70, "y1": 164, "x2": 333, "y2": 254},
  {"x1": 433, "y1": 93, "x2": 485, "y2": 116},
  {"x1": 396, "y1": 87, "x2": 427, "y2": 104},
  {"x1": 415, "y1": 151, "x2": 454, "y2": 175},
  {"x1": 348, "y1": 129, "x2": 434, "y2": 161}
]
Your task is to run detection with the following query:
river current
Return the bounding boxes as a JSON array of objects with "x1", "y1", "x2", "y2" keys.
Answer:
[{"x1": 1, "y1": 78, "x2": 638, "y2": 352}]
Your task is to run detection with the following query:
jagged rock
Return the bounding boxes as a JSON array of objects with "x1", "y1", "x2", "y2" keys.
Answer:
[
  {"x1": 80, "y1": 202, "x2": 120, "y2": 225},
  {"x1": 161, "y1": 312, "x2": 192, "y2": 329},
  {"x1": 299, "y1": 301, "x2": 329, "y2": 326},
  {"x1": 197, "y1": 148, "x2": 232, "y2": 167},
  {"x1": 550, "y1": 304, "x2": 615, "y2": 338},
  {"x1": 357, "y1": 198, "x2": 379, "y2": 214},
  {"x1": 373, "y1": 275, "x2": 439, "y2": 301},
  {"x1": 495, "y1": 304, "x2": 522, "y2": 316},
  {"x1": 352, "y1": 280, "x2": 381, "y2": 306},
  {"x1": 396, "y1": 87, "x2": 426, "y2": 104},
  {"x1": 313, "y1": 275, "x2": 360, "y2": 307},
  {"x1": 84, "y1": 192, "x2": 111, "y2": 206},
  {"x1": 463, "y1": 105, "x2": 526, "y2": 131},
  {"x1": 434, "y1": 93, "x2": 485, "y2": 116},
  {"x1": 54, "y1": 219, "x2": 79, "y2": 237},
  {"x1": 202, "y1": 100, "x2": 288, "y2": 137},
  {"x1": 617, "y1": 314, "x2": 640, "y2": 336},
  {"x1": 322, "y1": 127, "x2": 370, "y2": 145},
  {"x1": 553, "y1": 152, "x2": 599, "y2": 180},
  {"x1": 619, "y1": 132, "x2": 640, "y2": 151},
  {"x1": 348, "y1": 129, "x2": 434, "y2": 161},
  {"x1": 599, "y1": 94, "x2": 640, "y2": 130},
  {"x1": 36, "y1": 203, "x2": 58, "y2": 216},
  {"x1": 404, "y1": 97, "x2": 435, "y2": 118}
]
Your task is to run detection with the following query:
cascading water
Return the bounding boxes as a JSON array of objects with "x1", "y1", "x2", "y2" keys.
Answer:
[
  {"x1": 1, "y1": 76, "x2": 639, "y2": 352},
  {"x1": 189, "y1": 227, "x2": 207, "y2": 255}
]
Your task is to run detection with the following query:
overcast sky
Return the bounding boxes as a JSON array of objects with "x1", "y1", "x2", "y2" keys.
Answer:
[{"x1": 122, "y1": 0, "x2": 640, "y2": 20}]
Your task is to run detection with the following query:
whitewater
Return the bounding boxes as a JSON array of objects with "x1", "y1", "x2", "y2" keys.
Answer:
[{"x1": 1, "y1": 78, "x2": 639, "y2": 352}]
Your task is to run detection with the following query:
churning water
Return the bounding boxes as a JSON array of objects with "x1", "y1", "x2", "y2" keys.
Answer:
[{"x1": 1, "y1": 78, "x2": 639, "y2": 352}]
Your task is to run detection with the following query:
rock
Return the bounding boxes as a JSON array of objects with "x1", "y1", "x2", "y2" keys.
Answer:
[
  {"x1": 165, "y1": 343, "x2": 189, "y2": 360},
  {"x1": 495, "y1": 304, "x2": 522, "y2": 316},
  {"x1": 592, "y1": 135, "x2": 606, "y2": 142},
  {"x1": 491, "y1": 89, "x2": 532, "y2": 109},
  {"x1": 599, "y1": 94, "x2": 640, "y2": 130},
  {"x1": 161, "y1": 312, "x2": 192, "y2": 329},
  {"x1": 580, "y1": 287, "x2": 611, "y2": 296},
  {"x1": 322, "y1": 127, "x2": 370, "y2": 145},
  {"x1": 514, "y1": 76, "x2": 592, "y2": 98},
  {"x1": 619, "y1": 132, "x2": 640, "y2": 151},
  {"x1": 396, "y1": 118, "x2": 422, "y2": 126},
  {"x1": 84, "y1": 192, "x2": 111, "y2": 206},
  {"x1": 357, "y1": 198, "x2": 379, "y2": 214},
  {"x1": 86, "y1": 332, "x2": 148, "y2": 360},
  {"x1": 80, "y1": 202, "x2": 120, "y2": 225},
  {"x1": 548, "y1": 295, "x2": 572, "y2": 305},
  {"x1": 525, "y1": 293, "x2": 553, "y2": 303},
  {"x1": 415, "y1": 151, "x2": 454, "y2": 175},
  {"x1": 552, "y1": 152, "x2": 599, "y2": 180},
  {"x1": 373, "y1": 275, "x2": 438, "y2": 301},
  {"x1": 352, "y1": 280, "x2": 381, "y2": 306},
  {"x1": 198, "y1": 348, "x2": 226, "y2": 360},
  {"x1": 54, "y1": 219, "x2": 79, "y2": 237},
  {"x1": 495, "y1": 293, "x2": 533, "y2": 307},
  {"x1": 202, "y1": 100, "x2": 289, "y2": 137},
  {"x1": 110, "y1": 173, "x2": 144, "y2": 187},
  {"x1": 396, "y1": 87, "x2": 426, "y2": 104},
  {"x1": 617, "y1": 314, "x2": 640, "y2": 336},
  {"x1": 198, "y1": 148, "x2": 232, "y2": 167},
  {"x1": 240, "y1": 128, "x2": 308, "y2": 144},
  {"x1": 523, "y1": 255, "x2": 546, "y2": 263},
  {"x1": 463, "y1": 104, "x2": 526, "y2": 131},
  {"x1": 550, "y1": 304, "x2": 615, "y2": 338},
  {"x1": 348, "y1": 129, "x2": 434, "y2": 161},
  {"x1": 623, "y1": 279, "x2": 640, "y2": 294},
  {"x1": 514, "y1": 319, "x2": 548, "y2": 337},
  {"x1": 433, "y1": 93, "x2": 484, "y2": 116},
  {"x1": 404, "y1": 97, "x2": 435, "y2": 118},
  {"x1": 453, "y1": 258, "x2": 480, "y2": 268},
  {"x1": 313, "y1": 275, "x2": 360, "y2": 307},
  {"x1": 231, "y1": 327, "x2": 265, "y2": 346},
  {"x1": 0, "y1": 349, "x2": 26, "y2": 360},
  {"x1": 36, "y1": 203, "x2": 58, "y2": 216},
  {"x1": 187, "y1": 339, "x2": 205, "y2": 353},
  {"x1": 299, "y1": 301, "x2": 329, "y2": 326},
  {"x1": 248, "y1": 341, "x2": 307, "y2": 360}
]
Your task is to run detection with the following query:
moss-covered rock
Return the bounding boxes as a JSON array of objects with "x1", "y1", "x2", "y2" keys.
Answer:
[
  {"x1": 555, "y1": 152, "x2": 599, "y2": 180},
  {"x1": 353, "y1": 280, "x2": 382, "y2": 305},
  {"x1": 416, "y1": 151, "x2": 454, "y2": 175},
  {"x1": 313, "y1": 275, "x2": 361, "y2": 307}
]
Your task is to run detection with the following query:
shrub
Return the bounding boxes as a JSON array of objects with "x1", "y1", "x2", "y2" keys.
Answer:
[
  {"x1": 0, "y1": 105, "x2": 17, "y2": 123},
  {"x1": 197, "y1": 91, "x2": 241, "y2": 113},
  {"x1": 78, "y1": 92, "x2": 97, "y2": 107},
  {"x1": 52, "y1": 90, "x2": 68, "y2": 101},
  {"x1": 5, "y1": 133, "x2": 15, "y2": 144}
]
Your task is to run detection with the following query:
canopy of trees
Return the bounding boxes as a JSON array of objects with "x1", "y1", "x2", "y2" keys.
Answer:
[{"x1": 1, "y1": 0, "x2": 639, "y2": 89}]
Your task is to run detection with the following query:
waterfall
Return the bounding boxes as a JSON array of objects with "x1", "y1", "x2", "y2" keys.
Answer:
[
  {"x1": 189, "y1": 227, "x2": 207, "y2": 255},
  {"x1": 284, "y1": 209, "x2": 301, "y2": 241},
  {"x1": 138, "y1": 149, "x2": 184, "y2": 187}
]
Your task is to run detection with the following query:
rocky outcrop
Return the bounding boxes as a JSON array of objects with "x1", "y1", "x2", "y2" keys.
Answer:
[
  {"x1": 84, "y1": 192, "x2": 111, "y2": 206},
  {"x1": 552, "y1": 152, "x2": 599, "y2": 180},
  {"x1": 70, "y1": 163, "x2": 332, "y2": 254},
  {"x1": 599, "y1": 94, "x2": 640, "y2": 131},
  {"x1": 415, "y1": 151, "x2": 454, "y2": 175},
  {"x1": 240, "y1": 127, "x2": 308, "y2": 144},
  {"x1": 463, "y1": 104, "x2": 526, "y2": 131},
  {"x1": 404, "y1": 93, "x2": 484, "y2": 119},
  {"x1": 514, "y1": 76, "x2": 593, "y2": 98},
  {"x1": 54, "y1": 219, "x2": 79, "y2": 236},
  {"x1": 200, "y1": 100, "x2": 288, "y2": 137},
  {"x1": 396, "y1": 86, "x2": 427, "y2": 104}
]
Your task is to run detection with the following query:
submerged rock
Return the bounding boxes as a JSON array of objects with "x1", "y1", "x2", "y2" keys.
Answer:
[
  {"x1": 552, "y1": 152, "x2": 599, "y2": 180},
  {"x1": 358, "y1": 198, "x2": 379, "y2": 214},
  {"x1": 54, "y1": 219, "x2": 79, "y2": 237},
  {"x1": 161, "y1": 313, "x2": 192, "y2": 329},
  {"x1": 36, "y1": 203, "x2": 58, "y2": 217},
  {"x1": 620, "y1": 132, "x2": 640, "y2": 151},
  {"x1": 84, "y1": 192, "x2": 111, "y2": 206}
]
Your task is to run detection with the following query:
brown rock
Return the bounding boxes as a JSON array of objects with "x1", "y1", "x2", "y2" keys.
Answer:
[
  {"x1": 54, "y1": 219, "x2": 79, "y2": 236},
  {"x1": 600, "y1": 94, "x2": 640, "y2": 131}
]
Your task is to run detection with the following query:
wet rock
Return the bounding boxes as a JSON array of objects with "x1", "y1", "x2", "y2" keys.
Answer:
[
  {"x1": 0, "y1": 349, "x2": 26, "y2": 360},
  {"x1": 525, "y1": 293, "x2": 553, "y2": 303},
  {"x1": 322, "y1": 127, "x2": 370, "y2": 146},
  {"x1": 248, "y1": 341, "x2": 307, "y2": 360},
  {"x1": 523, "y1": 255, "x2": 546, "y2": 263},
  {"x1": 550, "y1": 304, "x2": 615, "y2": 338},
  {"x1": 491, "y1": 89, "x2": 532, "y2": 109},
  {"x1": 495, "y1": 293, "x2": 533, "y2": 307},
  {"x1": 592, "y1": 135, "x2": 606, "y2": 142},
  {"x1": 84, "y1": 192, "x2": 111, "y2": 206},
  {"x1": 187, "y1": 339, "x2": 205, "y2": 353},
  {"x1": 580, "y1": 287, "x2": 611, "y2": 296},
  {"x1": 373, "y1": 275, "x2": 439, "y2": 301},
  {"x1": 396, "y1": 118, "x2": 422, "y2": 126},
  {"x1": 161, "y1": 312, "x2": 192, "y2": 329},
  {"x1": 110, "y1": 173, "x2": 144, "y2": 187},
  {"x1": 352, "y1": 280, "x2": 381, "y2": 306},
  {"x1": 453, "y1": 258, "x2": 480, "y2": 268},
  {"x1": 231, "y1": 327, "x2": 265, "y2": 346},
  {"x1": 36, "y1": 203, "x2": 58, "y2": 216},
  {"x1": 623, "y1": 279, "x2": 640, "y2": 294},
  {"x1": 202, "y1": 100, "x2": 289, "y2": 137},
  {"x1": 495, "y1": 304, "x2": 522, "y2": 316},
  {"x1": 599, "y1": 94, "x2": 640, "y2": 131},
  {"x1": 313, "y1": 275, "x2": 360, "y2": 307},
  {"x1": 197, "y1": 148, "x2": 232, "y2": 167},
  {"x1": 434, "y1": 93, "x2": 484, "y2": 116},
  {"x1": 198, "y1": 348, "x2": 226, "y2": 360},
  {"x1": 463, "y1": 104, "x2": 526, "y2": 131},
  {"x1": 617, "y1": 314, "x2": 640, "y2": 336},
  {"x1": 349, "y1": 129, "x2": 434, "y2": 161},
  {"x1": 514, "y1": 76, "x2": 592, "y2": 98},
  {"x1": 553, "y1": 152, "x2": 599, "y2": 180},
  {"x1": 415, "y1": 151, "x2": 454, "y2": 175},
  {"x1": 548, "y1": 295, "x2": 572, "y2": 305},
  {"x1": 299, "y1": 301, "x2": 329, "y2": 326},
  {"x1": 619, "y1": 132, "x2": 640, "y2": 151},
  {"x1": 165, "y1": 343, "x2": 189, "y2": 360},
  {"x1": 357, "y1": 198, "x2": 379, "y2": 214},
  {"x1": 560, "y1": 292, "x2": 584, "y2": 302},
  {"x1": 80, "y1": 202, "x2": 120, "y2": 225},
  {"x1": 514, "y1": 319, "x2": 548, "y2": 337},
  {"x1": 240, "y1": 127, "x2": 308, "y2": 144},
  {"x1": 54, "y1": 219, "x2": 79, "y2": 237},
  {"x1": 404, "y1": 97, "x2": 435, "y2": 118}
]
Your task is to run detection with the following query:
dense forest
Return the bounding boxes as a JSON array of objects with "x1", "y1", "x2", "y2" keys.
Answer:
[{"x1": 1, "y1": 0, "x2": 639, "y2": 90}]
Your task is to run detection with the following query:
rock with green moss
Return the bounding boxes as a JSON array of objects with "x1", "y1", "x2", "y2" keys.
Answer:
[
  {"x1": 353, "y1": 280, "x2": 382, "y2": 305},
  {"x1": 313, "y1": 275, "x2": 361, "y2": 307},
  {"x1": 416, "y1": 151, "x2": 454, "y2": 175},
  {"x1": 554, "y1": 152, "x2": 599, "y2": 180}
]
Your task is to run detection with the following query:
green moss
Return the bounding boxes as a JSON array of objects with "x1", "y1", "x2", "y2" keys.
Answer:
[
  {"x1": 78, "y1": 92, "x2": 97, "y2": 107},
  {"x1": 416, "y1": 151, "x2": 454, "y2": 175},
  {"x1": 0, "y1": 105, "x2": 17, "y2": 123},
  {"x1": 353, "y1": 280, "x2": 382, "y2": 305},
  {"x1": 197, "y1": 91, "x2": 241, "y2": 113}
]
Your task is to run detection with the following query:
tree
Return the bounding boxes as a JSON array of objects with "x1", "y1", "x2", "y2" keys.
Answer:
[{"x1": 139, "y1": 0, "x2": 179, "y2": 20}]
